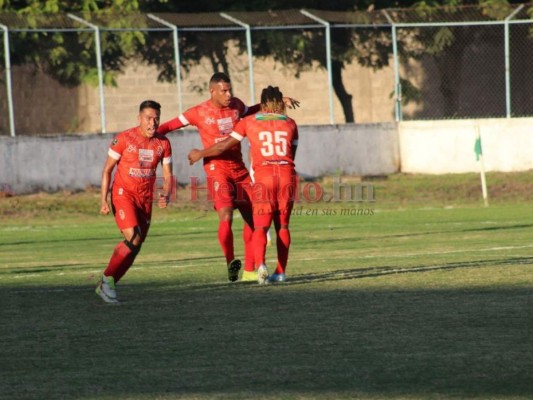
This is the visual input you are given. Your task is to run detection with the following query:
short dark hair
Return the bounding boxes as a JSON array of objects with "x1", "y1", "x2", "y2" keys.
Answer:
[
  {"x1": 139, "y1": 100, "x2": 161, "y2": 112},
  {"x1": 210, "y1": 72, "x2": 231, "y2": 85}
]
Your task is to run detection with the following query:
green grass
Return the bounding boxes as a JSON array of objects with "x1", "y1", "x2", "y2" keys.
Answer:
[{"x1": 1, "y1": 173, "x2": 532, "y2": 399}]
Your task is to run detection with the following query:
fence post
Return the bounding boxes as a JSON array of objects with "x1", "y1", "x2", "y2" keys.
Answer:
[
  {"x1": 67, "y1": 14, "x2": 106, "y2": 134},
  {"x1": 0, "y1": 23, "x2": 15, "y2": 137},
  {"x1": 382, "y1": 11, "x2": 401, "y2": 122},
  {"x1": 147, "y1": 14, "x2": 183, "y2": 115},
  {"x1": 220, "y1": 13, "x2": 255, "y2": 106},
  {"x1": 504, "y1": 5, "x2": 523, "y2": 119}
]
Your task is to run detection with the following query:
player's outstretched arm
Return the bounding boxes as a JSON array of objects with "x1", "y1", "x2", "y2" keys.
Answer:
[
  {"x1": 158, "y1": 117, "x2": 185, "y2": 135},
  {"x1": 283, "y1": 97, "x2": 300, "y2": 109},
  {"x1": 188, "y1": 137, "x2": 240, "y2": 165}
]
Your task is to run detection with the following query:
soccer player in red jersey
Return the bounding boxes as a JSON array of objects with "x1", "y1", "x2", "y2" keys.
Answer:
[
  {"x1": 188, "y1": 86, "x2": 298, "y2": 284},
  {"x1": 158, "y1": 72, "x2": 298, "y2": 283},
  {"x1": 96, "y1": 100, "x2": 173, "y2": 304}
]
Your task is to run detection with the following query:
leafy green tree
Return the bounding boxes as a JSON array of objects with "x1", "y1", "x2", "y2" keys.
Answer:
[
  {"x1": 0, "y1": 0, "x2": 146, "y2": 87},
  {"x1": 3, "y1": 0, "x2": 529, "y2": 121},
  {"x1": 137, "y1": 0, "x2": 422, "y2": 122},
  {"x1": 402, "y1": 0, "x2": 517, "y2": 118}
]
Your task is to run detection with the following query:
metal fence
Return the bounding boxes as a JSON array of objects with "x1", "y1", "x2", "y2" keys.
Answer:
[{"x1": 1, "y1": 4, "x2": 532, "y2": 136}]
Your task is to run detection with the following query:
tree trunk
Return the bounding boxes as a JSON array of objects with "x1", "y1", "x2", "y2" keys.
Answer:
[
  {"x1": 331, "y1": 60, "x2": 355, "y2": 123},
  {"x1": 436, "y1": 27, "x2": 473, "y2": 118}
]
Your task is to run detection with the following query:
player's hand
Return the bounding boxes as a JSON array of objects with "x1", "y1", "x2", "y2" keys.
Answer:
[
  {"x1": 158, "y1": 193, "x2": 169, "y2": 209},
  {"x1": 188, "y1": 149, "x2": 203, "y2": 165},
  {"x1": 100, "y1": 201, "x2": 110, "y2": 215},
  {"x1": 283, "y1": 97, "x2": 300, "y2": 109}
]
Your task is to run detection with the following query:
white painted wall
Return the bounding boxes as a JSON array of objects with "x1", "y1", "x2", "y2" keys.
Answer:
[
  {"x1": 398, "y1": 118, "x2": 533, "y2": 174},
  {"x1": 0, "y1": 123, "x2": 398, "y2": 194},
  {"x1": 2, "y1": 118, "x2": 531, "y2": 194}
]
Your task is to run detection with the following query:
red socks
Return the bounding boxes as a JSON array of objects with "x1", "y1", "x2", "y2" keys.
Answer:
[
  {"x1": 276, "y1": 228, "x2": 291, "y2": 274},
  {"x1": 243, "y1": 223, "x2": 255, "y2": 272},
  {"x1": 218, "y1": 220, "x2": 234, "y2": 265},
  {"x1": 253, "y1": 228, "x2": 268, "y2": 268},
  {"x1": 104, "y1": 241, "x2": 137, "y2": 283}
]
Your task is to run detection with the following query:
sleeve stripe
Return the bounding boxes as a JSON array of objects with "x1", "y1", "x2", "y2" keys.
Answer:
[
  {"x1": 230, "y1": 132, "x2": 244, "y2": 141},
  {"x1": 178, "y1": 115, "x2": 190, "y2": 126},
  {"x1": 108, "y1": 148, "x2": 121, "y2": 160},
  {"x1": 162, "y1": 156, "x2": 172, "y2": 165}
]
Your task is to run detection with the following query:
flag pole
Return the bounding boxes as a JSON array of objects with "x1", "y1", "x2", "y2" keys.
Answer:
[{"x1": 475, "y1": 125, "x2": 489, "y2": 207}]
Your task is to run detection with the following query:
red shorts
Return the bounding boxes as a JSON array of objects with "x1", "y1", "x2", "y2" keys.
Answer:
[
  {"x1": 204, "y1": 162, "x2": 253, "y2": 211},
  {"x1": 251, "y1": 165, "x2": 297, "y2": 226},
  {"x1": 111, "y1": 186, "x2": 152, "y2": 240}
]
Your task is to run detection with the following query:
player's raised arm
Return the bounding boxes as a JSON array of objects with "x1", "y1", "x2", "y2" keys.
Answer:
[
  {"x1": 243, "y1": 97, "x2": 300, "y2": 117},
  {"x1": 188, "y1": 136, "x2": 240, "y2": 165},
  {"x1": 283, "y1": 97, "x2": 300, "y2": 109}
]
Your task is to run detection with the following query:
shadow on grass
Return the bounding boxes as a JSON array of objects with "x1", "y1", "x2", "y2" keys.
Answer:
[
  {"x1": 286, "y1": 256, "x2": 533, "y2": 286},
  {"x1": 0, "y1": 230, "x2": 209, "y2": 247},
  {"x1": 0, "y1": 256, "x2": 222, "y2": 276},
  {"x1": 374, "y1": 223, "x2": 533, "y2": 240},
  {"x1": 1, "y1": 261, "x2": 531, "y2": 399}
]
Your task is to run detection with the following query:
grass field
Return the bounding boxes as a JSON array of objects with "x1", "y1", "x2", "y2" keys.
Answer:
[{"x1": 1, "y1": 172, "x2": 532, "y2": 399}]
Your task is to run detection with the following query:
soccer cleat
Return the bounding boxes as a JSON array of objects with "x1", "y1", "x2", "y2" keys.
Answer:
[
  {"x1": 268, "y1": 273, "x2": 286, "y2": 283},
  {"x1": 227, "y1": 259, "x2": 242, "y2": 282},
  {"x1": 95, "y1": 275, "x2": 119, "y2": 304},
  {"x1": 240, "y1": 270, "x2": 257, "y2": 282},
  {"x1": 257, "y1": 264, "x2": 269, "y2": 285}
]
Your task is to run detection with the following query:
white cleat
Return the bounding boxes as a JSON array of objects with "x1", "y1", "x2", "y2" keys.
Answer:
[
  {"x1": 95, "y1": 275, "x2": 119, "y2": 304},
  {"x1": 257, "y1": 264, "x2": 269, "y2": 285}
]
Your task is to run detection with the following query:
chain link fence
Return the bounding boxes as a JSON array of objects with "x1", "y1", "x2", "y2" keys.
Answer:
[{"x1": 0, "y1": 4, "x2": 532, "y2": 136}]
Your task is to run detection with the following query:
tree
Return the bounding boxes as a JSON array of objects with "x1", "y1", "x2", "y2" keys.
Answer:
[
  {"x1": 2, "y1": 0, "x2": 527, "y2": 122},
  {"x1": 137, "y1": 0, "x2": 421, "y2": 123},
  {"x1": 401, "y1": 0, "x2": 516, "y2": 118},
  {"x1": 0, "y1": 0, "x2": 146, "y2": 87}
]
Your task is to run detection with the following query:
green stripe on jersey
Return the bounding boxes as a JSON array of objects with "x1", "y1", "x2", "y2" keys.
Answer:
[{"x1": 255, "y1": 113, "x2": 287, "y2": 121}]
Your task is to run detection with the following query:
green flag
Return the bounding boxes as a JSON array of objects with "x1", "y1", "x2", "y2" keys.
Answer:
[{"x1": 474, "y1": 136, "x2": 483, "y2": 161}]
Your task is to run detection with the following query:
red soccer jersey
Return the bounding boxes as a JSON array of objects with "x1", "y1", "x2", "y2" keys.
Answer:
[
  {"x1": 159, "y1": 98, "x2": 250, "y2": 168},
  {"x1": 108, "y1": 127, "x2": 172, "y2": 198},
  {"x1": 231, "y1": 113, "x2": 298, "y2": 170}
]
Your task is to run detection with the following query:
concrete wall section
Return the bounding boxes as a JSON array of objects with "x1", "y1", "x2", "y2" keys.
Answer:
[
  {"x1": 0, "y1": 130, "x2": 208, "y2": 194},
  {"x1": 399, "y1": 118, "x2": 533, "y2": 174},
  {"x1": 1, "y1": 135, "x2": 110, "y2": 193},
  {"x1": 295, "y1": 123, "x2": 399, "y2": 178},
  {"x1": 0, "y1": 123, "x2": 399, "y2": 194}
]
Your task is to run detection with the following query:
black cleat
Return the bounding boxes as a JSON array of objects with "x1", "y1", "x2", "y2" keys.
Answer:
[{"x1": 227, "y1": 259, "x2": 242, "y2": 282}]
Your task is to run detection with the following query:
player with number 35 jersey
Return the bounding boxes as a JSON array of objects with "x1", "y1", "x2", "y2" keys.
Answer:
[{"x1": 188, "y1": 86, "x2": 298, "y2": 285}]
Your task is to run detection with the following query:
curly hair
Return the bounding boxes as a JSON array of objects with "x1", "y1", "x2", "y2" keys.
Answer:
[{"x1": 260, "y1": 85, "x2": 285, "y2": 114}]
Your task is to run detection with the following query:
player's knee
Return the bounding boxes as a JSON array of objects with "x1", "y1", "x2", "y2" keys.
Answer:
[
  {"x1": 123, "y1": 238, "x2": 141, "y2": 256},
  {"x1": 123, "y1": 227, "x2": 142, "y2": 255},
  {"x1": 217, "y1": 208, "x2": 233, "y2": 222}
]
